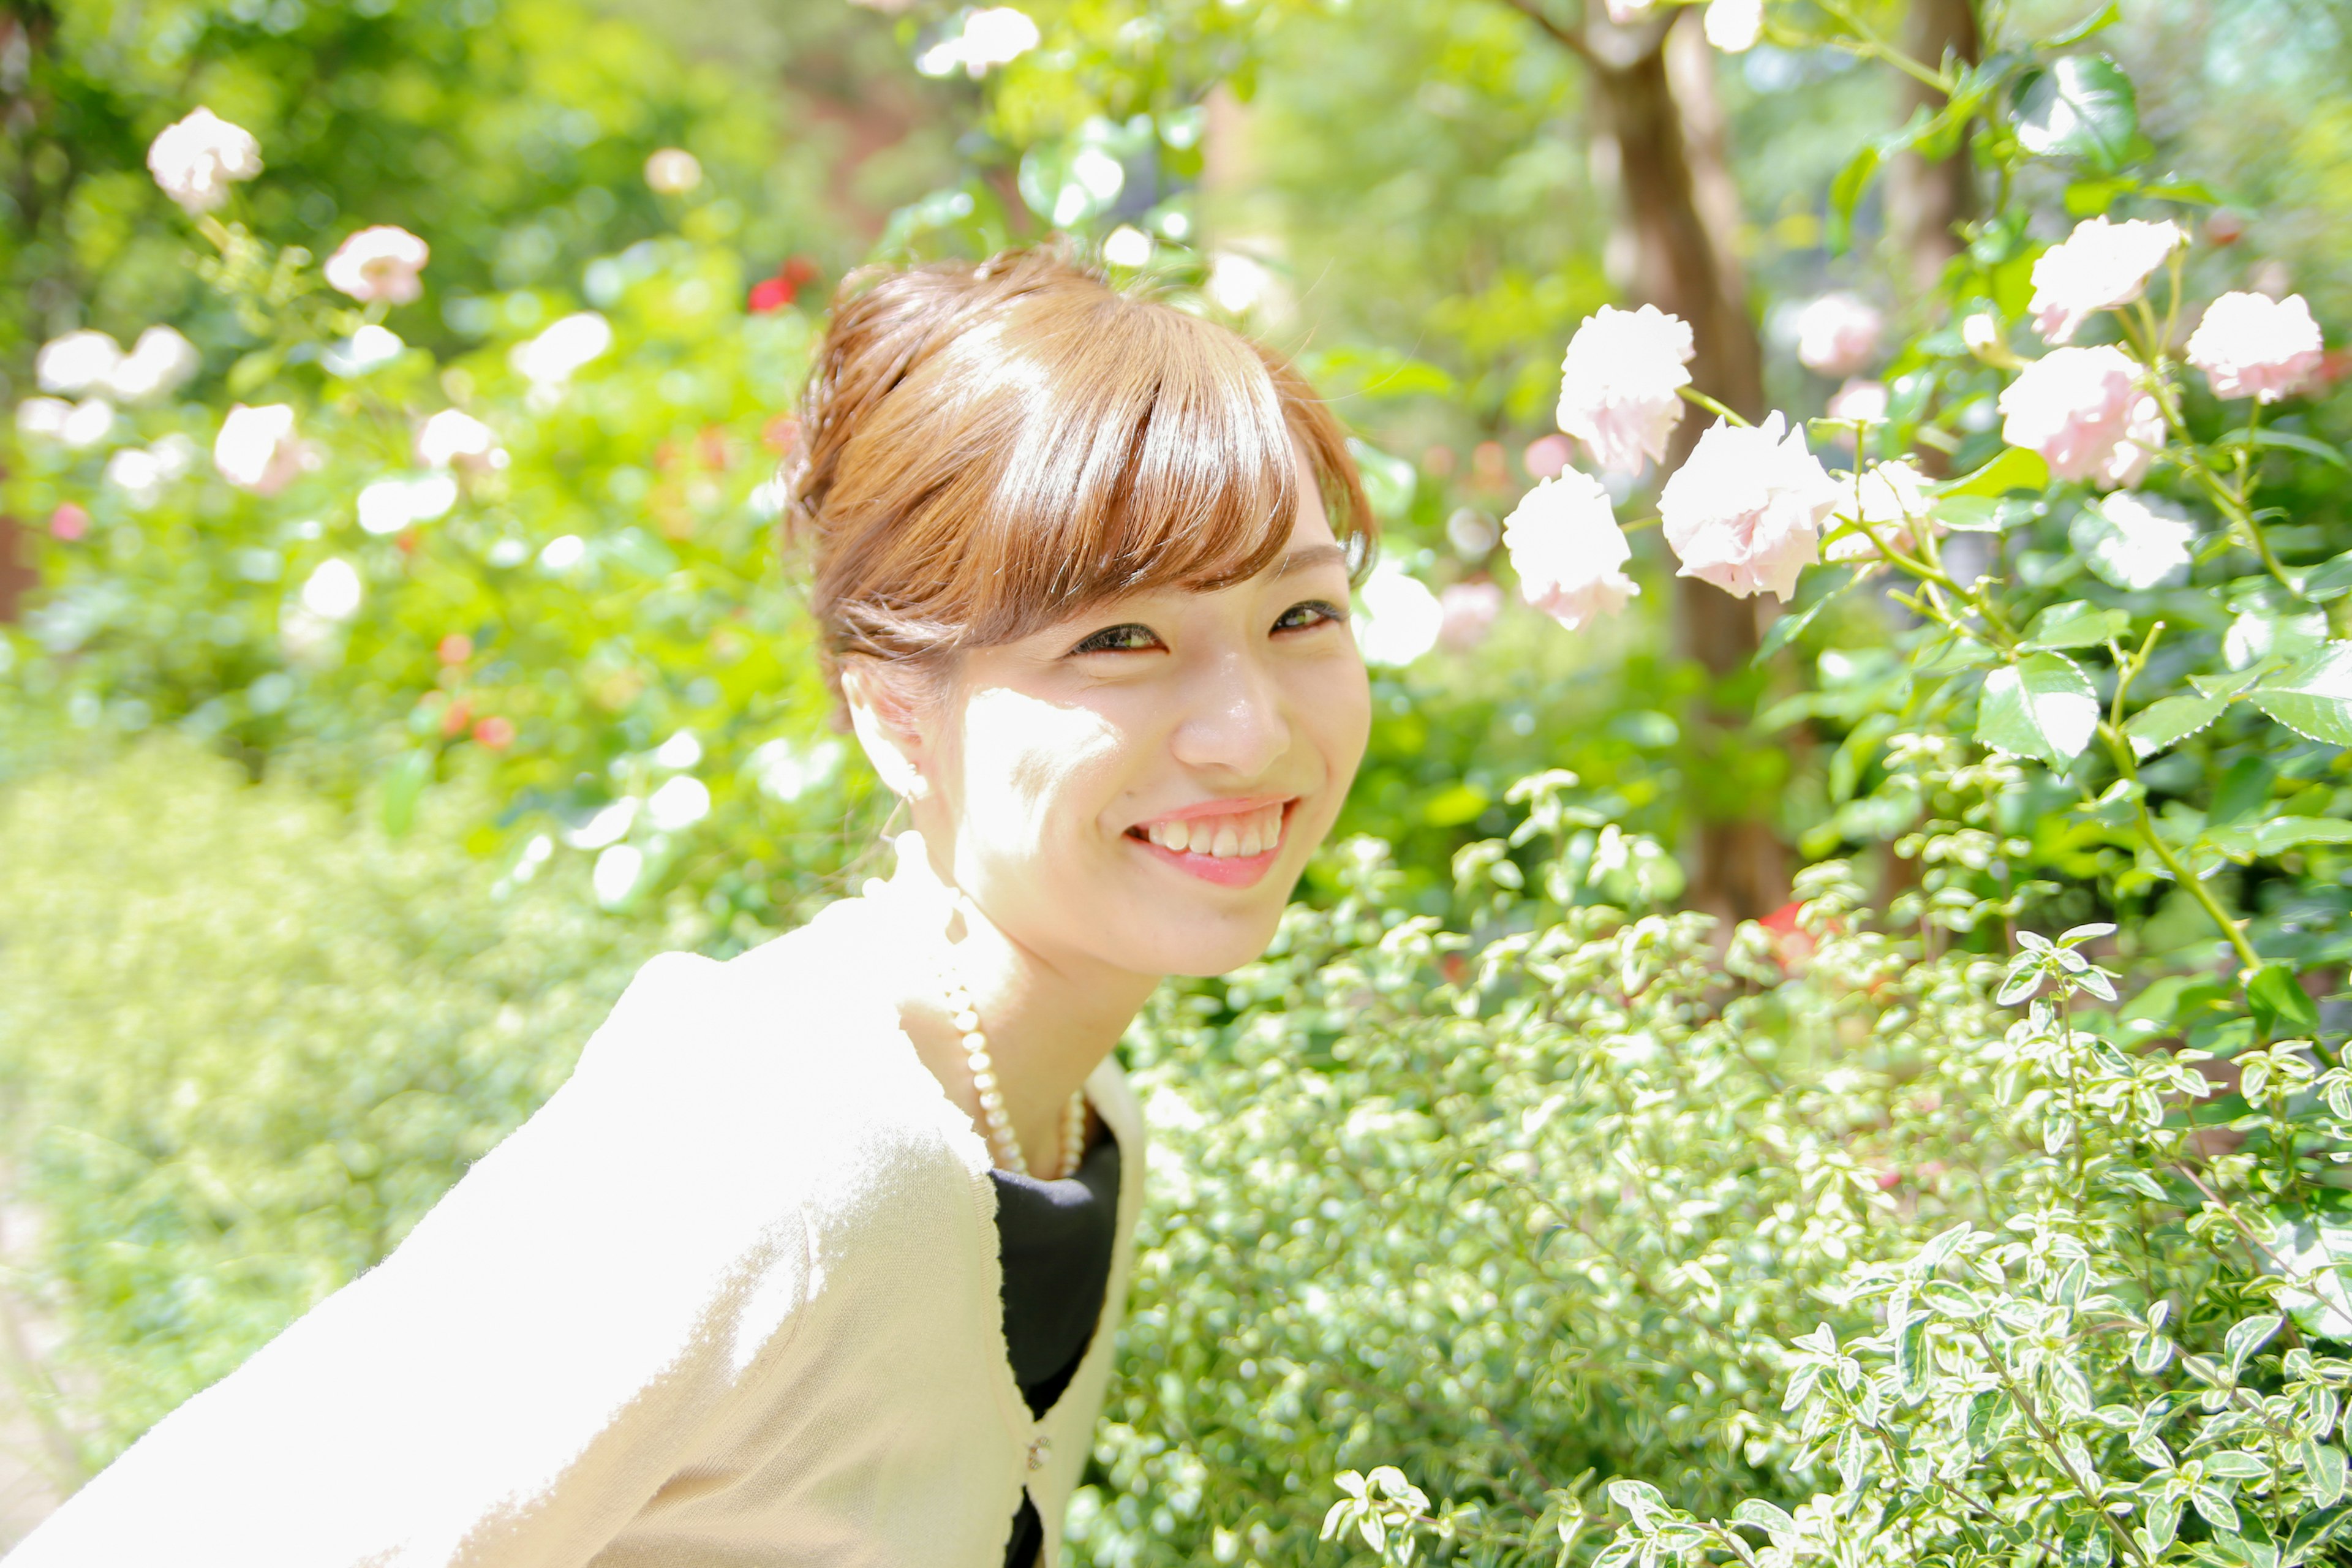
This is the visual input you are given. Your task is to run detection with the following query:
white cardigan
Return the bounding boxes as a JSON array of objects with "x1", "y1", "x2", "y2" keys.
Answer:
[{"x1": 7, "y1": 888, "x2": 1147, "y2": 1567}]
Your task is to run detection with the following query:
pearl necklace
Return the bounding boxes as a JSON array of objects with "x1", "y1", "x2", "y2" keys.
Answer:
[{"x1": 942, "y1": 968, "x2": 1087, "y2": 1180}]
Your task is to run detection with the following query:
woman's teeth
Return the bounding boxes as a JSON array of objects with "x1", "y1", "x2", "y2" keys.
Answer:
[{"x1": 1142, "y1": 802, "x2": 1285, "y2": 859}]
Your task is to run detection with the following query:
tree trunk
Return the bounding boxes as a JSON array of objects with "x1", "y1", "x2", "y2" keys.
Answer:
[
  {"x1": 1885, "y1": 0, "x2": 1981, "y2": 295},
  {"x1": 1588, "y1": 12, "x2": 1785, "y2": 927}
]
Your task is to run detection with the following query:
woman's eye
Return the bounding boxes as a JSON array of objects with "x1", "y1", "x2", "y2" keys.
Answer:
[
  {"x1": 1273, "y1": 600, "x2": 1347, "y2": 634},
  {"x1": 1070, "y1": 623, "x2": 1163, "y2": 655}
]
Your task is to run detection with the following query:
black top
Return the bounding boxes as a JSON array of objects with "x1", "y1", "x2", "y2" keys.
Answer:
[{"x1": 993, "y1": 1121, "x2": 1121, "y2": 1568}]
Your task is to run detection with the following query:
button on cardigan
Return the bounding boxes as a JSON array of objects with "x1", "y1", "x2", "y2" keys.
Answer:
[{"x1": 6, "y1": 890, "x2": 1148, "y2": 1567}]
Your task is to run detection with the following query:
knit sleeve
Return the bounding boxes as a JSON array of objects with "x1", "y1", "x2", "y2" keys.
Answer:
[{"x1": 6, "y1": 950, "x2": 816, "y2": 1568}]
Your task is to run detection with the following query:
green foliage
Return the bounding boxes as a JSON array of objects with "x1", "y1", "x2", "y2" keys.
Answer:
[
  {"x1": 1087, "y1": 763, "x2": 2352, "y2": 1566},
  {"x1": 0, "y1": 739, "x2": 694, "y2": 1470},
  {"x1": 4, "y1": 0, "x2": 814, "y2": 361}
]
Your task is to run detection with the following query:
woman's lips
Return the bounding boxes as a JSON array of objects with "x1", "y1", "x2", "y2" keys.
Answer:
[{"x1": 1125, "y1": 800, "x2": 1295, "y2": 888}]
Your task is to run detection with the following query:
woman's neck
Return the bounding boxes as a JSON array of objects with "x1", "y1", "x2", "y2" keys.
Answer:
[{"x1": 873, "y1": 831, "x2": 1157, "y2": 1171}]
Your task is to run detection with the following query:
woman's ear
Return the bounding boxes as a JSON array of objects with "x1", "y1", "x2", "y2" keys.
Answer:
[{"x1": 839, "y1": 658, "x2": 933, "y2": 802}]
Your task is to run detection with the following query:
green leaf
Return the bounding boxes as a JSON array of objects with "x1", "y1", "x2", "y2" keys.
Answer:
[
  {"x1": 2288, "y1": 1501, "x2": 2352, "y2": 1555},
  {"x1": 1760, "y1": 568, "x2": 1857, "y2": 658},
  {"x1": 2069, "y1": 494, "x2": 2198, "y2": 591},
  {"x1": 1930, "y1": 496, "x2": 2005, "y2": 532},
  {"x1": 1896, "y1": 1315, "x2": 1931, "y2": 1392},
  {"x1": 380, "y1": 748, "x2": 431, "y2": 839},
  {"x1": 227, "y1": 350, "x2": 282, "y2": 398},
  {"x1": 2046, "y1": 1, "x2": 2123, "y2": 47},
  {"x1": 2189, "y1": 1483, "x2": 2240, "y2": 1533},
  {"x1": 2248, "y1": 817, "x2": 2352, "y2": 856},
  {"x1": 1828, "y1": 145, "x2": 1880, "y2": 255},
  {"x1": 1348, "y1": 439, "x2": 1419, "y2": 521},
  {"x1": 2225, "y1": 1314, "x2": 2283, "y2": 1373},
  {"x1": 2216, "y1": 426, "x2": 2352, "y2": 472},
  {"x1": 2024, "y1": 600, "x2": 2130, "y2": 650},
  {"x1": 2299, "y1": 551, "x2": 2352, "y2": 603},
  {"x1": 2248, "y1": 965, "x2": 2321, "y2": 1038},
  {"x1": 2124, "y1": 692, "x2": 2230, "y2": 758},
  {"x1": 1977, "y1": 652, "x2": 2100, "y2": 766},
  {"x1": 2205, "y1": 1448, "x2": 2270, "y2": 1480},
  {"x1": 2248, "y1": 642, "x2": 2352, "y2": 745},
  {"x1": 2060, "y1": 1517, "x2": 2113, "y2": 1568},
  {"x1": 1916, "y1": 635, "x2": 1998, "y2": 674},
  {"x1": 1732, "y1": 1499, "x2": 1798, "y2": 1538},
  {"x1": 2014, "y1": 56, "x2": 2142, "y2": 173},
  {"x1": 1939, "y1": 445, "x2": 2052, "y2": 500},
  {"x1": 2300, "y1": 1442, "x2": 2348, "y2": 1507}
]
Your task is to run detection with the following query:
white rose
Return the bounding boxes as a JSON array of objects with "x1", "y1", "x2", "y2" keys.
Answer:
[
  {"x1": 146, "y1": 107, "x2": 263, "y2": 215},
  {"x1": 415, "y1": 409, "x2": 508, "y2": 472},
  {"x1": 2026, "y1": 216, "x2": 2187, "y2": 345},
  {"x1": 2185, "y1": 290, "x2": 2325, "y2": 404},
  {"x1": 1658, "y1": 412, "x2": 1840, "y2": 601},
  {"x1": 1502, "y1": 469, "x2": 1641, "y2": 631},
  {"x1": 214, "y1": 402, "x2": 307, "y2": 496},
  {"x1": 1703, "y1": 0, "x2": 1764, "y2": 51},
  {"x1": 1353, "y1": 559, "x2": 1446, "y2": 667},
  {"x1": 36, "y1": 330, "x2": 124, "y2": 395},
  {"x1": 1825, "y1": 379, "x2": 1889, "y2": 425},
  {"x1": 323, "y1": 225, "x2": 431, "y2": 306},
  {"x1": 105, "y1": 326, "x2": 203, "y2": 404},
  {"x1": 1555, "y1": 304, "x2": 1696, "y2": 478},
  {"x1": 510, "y1": 312, "x2": 614, "y2": 388}
]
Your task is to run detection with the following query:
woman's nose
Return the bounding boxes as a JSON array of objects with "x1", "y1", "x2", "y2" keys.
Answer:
[{"x1": 1170, "y1": 652, "x2": 1292, "y2": 779}]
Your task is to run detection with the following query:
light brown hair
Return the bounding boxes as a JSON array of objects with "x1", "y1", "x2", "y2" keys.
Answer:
[{"x1": 785, "y1": 246, "x2": 1374, "y2": 699}]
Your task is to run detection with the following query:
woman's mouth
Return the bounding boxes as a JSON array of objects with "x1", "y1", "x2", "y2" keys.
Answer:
[{"x1": 1124, "y1": 799, "x2": 1294, "y2": 888}]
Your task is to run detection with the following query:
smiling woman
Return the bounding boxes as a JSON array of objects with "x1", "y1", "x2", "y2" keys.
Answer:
[{"x1": 7, "y1": 246, "x2": 1375, "y2": 1568}]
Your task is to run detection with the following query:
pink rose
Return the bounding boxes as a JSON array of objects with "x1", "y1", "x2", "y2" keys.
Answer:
[
  {"x1": 325, "y1": 226, "x2": 431, "y2": 306},
  {"x1": 1997, "y1": 345, "x2": 2163, "y2": 489},
  {"x1": 2027, "y1": 216, "x2": 2186, "y2": 345},
  {"x1": 2185, "y1": 290, "x2": 2324, "y2": 404},
  {"x1": 1823, "y1": 460, "x2": 1934, "y2": 562},
  {"x1": 1658, "y1": 412, "x2": 1839, "y2": 601},
  {"x1": 1555, "y1": 305, "x2": 1695, "y2": 478},
  {"x1": 1436, "y1": 580, "x2": 1504, "y2": 651},
  {"x1": 214, "y1": 402, "x2": 308, "y2": 496},
  {"x1": 1502, "y1": 469, "x2": 1640, "y2": 630},
  {"x1": 146, "y1": 107, "x2": 262, "y2": 215},
  {"x1": 1521, "y1": 432, "x2": 1574, "y2": 480},
  {"x1": 1795, "y1": 293, "x2": 1882, "y2": 377}
]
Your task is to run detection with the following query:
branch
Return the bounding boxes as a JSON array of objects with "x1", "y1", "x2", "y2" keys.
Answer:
[{"x1": 1491, "y1": 0, "x2": 1600, "y2": 67}]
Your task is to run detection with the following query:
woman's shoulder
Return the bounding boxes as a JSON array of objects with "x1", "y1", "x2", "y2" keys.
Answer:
[{"x1": 568, "y1": 895, "x2": 951, "y2": 1158}]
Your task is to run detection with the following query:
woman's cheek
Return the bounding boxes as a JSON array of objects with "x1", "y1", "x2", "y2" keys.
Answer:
[{"x1": 1310, "y1": 645, "x2": 1373, "y2": 778}]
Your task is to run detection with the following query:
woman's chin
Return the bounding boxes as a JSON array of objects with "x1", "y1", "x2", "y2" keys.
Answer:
[{"x1": 1118, "y1": 905, "x2": 1291, "y2": 979}]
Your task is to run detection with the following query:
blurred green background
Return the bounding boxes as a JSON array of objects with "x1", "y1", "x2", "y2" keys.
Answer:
[{"x1": 4, "y1": 0, "x2": 2351, "y2": 1551}]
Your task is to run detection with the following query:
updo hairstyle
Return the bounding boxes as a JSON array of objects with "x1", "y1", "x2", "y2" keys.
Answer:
[{"x1": 784, "y1": 246, "x2": 1374, "y2": 706}]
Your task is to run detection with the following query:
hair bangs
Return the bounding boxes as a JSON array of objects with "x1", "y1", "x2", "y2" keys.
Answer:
[
  {"x1": 793, "y1": 245, "x2": 1374, "y2": 693},
  {"x1": 976, "y1": 304, "x2": 1303, "y2": 645}
]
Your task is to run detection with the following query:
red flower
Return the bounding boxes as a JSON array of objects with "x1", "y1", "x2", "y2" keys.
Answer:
[
  {"x1": 748, "y1": 255, "x2": 822, "y2": 314},
  {"x1": 472, "y1": 715, "x2": 515, "y2": 750},
  {"x1": 437, "y1": 632, "x2": 473, "y2": 666},
  {"x1": 50, "y1": 503, "x2": 88, "y2": 541},
  {"x1": 440, "y1": 699, "x2": 473, "y2": 739}
]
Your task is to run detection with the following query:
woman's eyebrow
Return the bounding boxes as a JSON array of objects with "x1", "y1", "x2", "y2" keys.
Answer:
[{"x1": 1272, "y1": 543, "x2": 1349, "y2": 579}]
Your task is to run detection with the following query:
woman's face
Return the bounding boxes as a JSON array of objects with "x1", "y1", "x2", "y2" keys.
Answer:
[{"x1": 908, "y1": 472, "x2": 1370, "y2": 981}]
